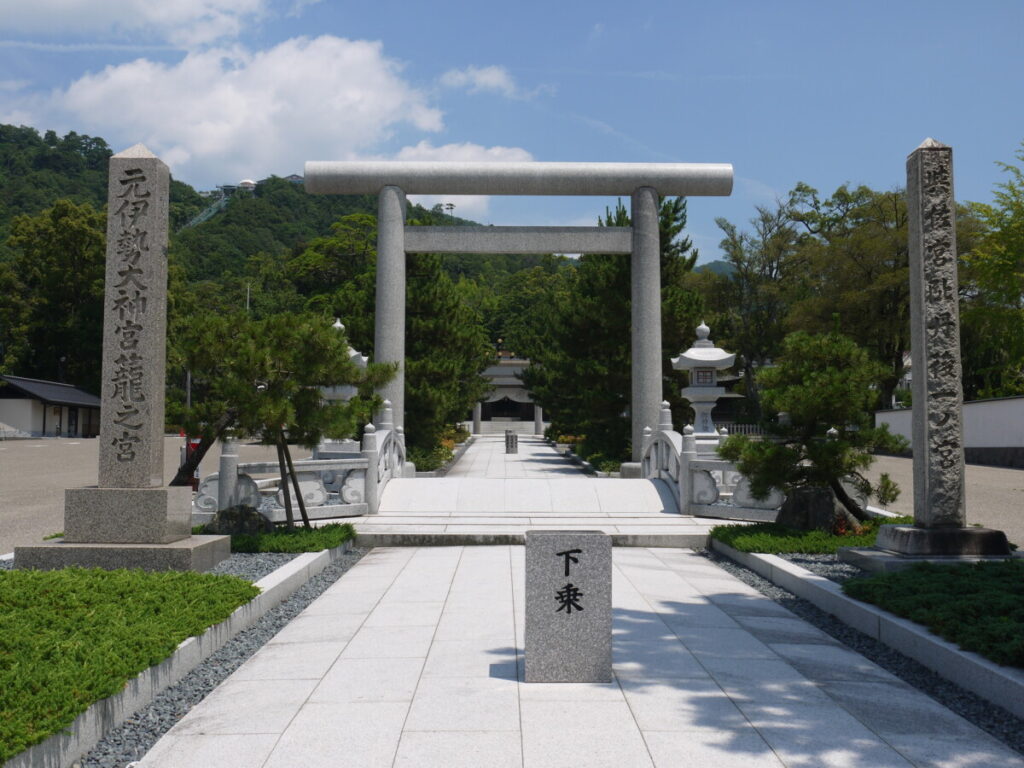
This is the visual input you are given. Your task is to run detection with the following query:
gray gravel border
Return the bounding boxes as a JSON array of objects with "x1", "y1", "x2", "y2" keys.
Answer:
[{"x1": 701, "y1": 548, "x2": 1024, "y2": 756}]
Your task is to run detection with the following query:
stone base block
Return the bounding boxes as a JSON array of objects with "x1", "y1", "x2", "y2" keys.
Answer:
[
  {"x1": 875, "y1": 524, "x2": 1011, "y2": 556},
  {"x1": 13, "y1": 535, "x2": 230, "y2": 572},
  {"x1": 64, "y1": 486, "x2": 192, "y2": 544},
  {"x1": 619, "y1": 462, "x2": 642, "y2": 478},
  {"x1": 838, "y1": 546, "x2": 1020, "y2": 574}
]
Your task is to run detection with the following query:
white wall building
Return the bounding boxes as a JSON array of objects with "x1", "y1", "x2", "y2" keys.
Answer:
[{"x1": 876, "y1": 395, "x2": 1024, "y2": 468}]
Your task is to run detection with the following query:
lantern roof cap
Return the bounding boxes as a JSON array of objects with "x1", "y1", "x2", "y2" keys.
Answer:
[{"x1": 672, "y1": 322, "x2": 736, "y2": 370}]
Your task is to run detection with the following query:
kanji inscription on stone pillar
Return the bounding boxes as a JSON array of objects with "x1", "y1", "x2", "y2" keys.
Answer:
[
  {"x1": 906, "y1": 139, "x2": 965, "y2": 527},
  {"x1": 98, "y1": 145, "x2": 170, "y2": 489}
]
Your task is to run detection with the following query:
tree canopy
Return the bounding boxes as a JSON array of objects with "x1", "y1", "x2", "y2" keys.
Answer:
[{"x1": 719, "y1": 332, "x2": 907, "y2": 528}]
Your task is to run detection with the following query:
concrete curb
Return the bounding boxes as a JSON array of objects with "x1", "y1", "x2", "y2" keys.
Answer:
[
  {"x1": 710, "y1": 539, "x2": 1024, "y2": 719},
  {"x1": 3, "y1": 540, "x2": 352, "y2": 768}
]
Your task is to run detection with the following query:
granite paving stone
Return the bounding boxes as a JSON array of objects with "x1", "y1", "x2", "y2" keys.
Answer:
[
  {"x1": 309, "y1": 658, "x2": 425, "y2": 704},
  {"x1": 393, "y1": 732, "x2": 523, "y2": 768},
  {"x1": 643, "y1": 730, "x2": 786, "y2": 768},
  {"x1": 133, "y1": 545, "x2": 1022, "y2": 768}
]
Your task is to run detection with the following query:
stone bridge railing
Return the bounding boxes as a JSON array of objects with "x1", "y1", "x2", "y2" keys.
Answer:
[
  {"x1": 195, "y1": 402, "x2": 407, "y2": 523},
  {"x1": 640, "y1": 402, "x2": 783, "y2": 521}
]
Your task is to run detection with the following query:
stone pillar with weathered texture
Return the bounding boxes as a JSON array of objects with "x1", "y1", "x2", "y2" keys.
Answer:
[
  {"x1": 376, "y1": 185, "x2": 407, "y2": 428},
  {"x1": 525, "y1": 530, "x2": 612, "y2": 683},
  {"x1": 534, "y1": 404, "x2": 544, "y2": 436},
  {"x1": 908, "y1": 139, "x2": 965, "y2": 526},
  {"x1": 14, "y1": 145, "x2": 229, "y2": 571},
  {"x1": 630, "y1": 186, "x2": 662, "y2": 462},
  {"x1": 98, "y1": 145, "x2": 172, "y2": 489},
  {"x1": 875, "y1": 139, "x2": 1009, "y2": 557}
]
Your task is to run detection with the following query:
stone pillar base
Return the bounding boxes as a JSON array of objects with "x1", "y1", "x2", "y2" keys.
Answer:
[
  {"x1": 64, "y1": 486, "x2": 192, "y2": 544},
  {"x1": 837, "y1": 545, "x2": 1019, "y2": 574},
  {"x1": 875, "y1": 524, "x2": 1011, "y2": 556},
  {"x1": 13, "y1": 535, "x2": 230, "y2": 572}
]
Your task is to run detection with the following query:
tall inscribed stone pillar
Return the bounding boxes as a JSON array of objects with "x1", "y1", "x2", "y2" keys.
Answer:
[
  {"x1": 15, "y1": 145, "x2": 229, "y2": 571},
  {"x1": 875, "y1": 139, "x2": 1009, "y2": 558},
  {"x1": 98, "y1": 145, "x2": 172, "y2": 489}
]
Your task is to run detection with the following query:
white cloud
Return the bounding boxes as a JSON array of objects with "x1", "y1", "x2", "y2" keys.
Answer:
[
  {"x1": 287, "y1": 0, "x2": 322, "y2": 17},
  {"x1": 0, "y1": 0, "x2": 266, "y2": 47},
  {"x1": 397, "y1": 140, "x2": 534, "y2": 221},
  {"x1": 439, "y1": 65, "x2": 521, "y2": 98},
  {"x1": 4, "y1": 36, "x2": 445, "y2": 189}
]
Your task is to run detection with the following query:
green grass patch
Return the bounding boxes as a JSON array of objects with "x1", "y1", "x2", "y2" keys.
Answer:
[
  {"x1": 843, "y1": 559, "x2": 1024, "y2": 667},
  {"x1": 0, "y1": 568, "x2": 259, "y2": 762},
  {"x1": 229, "y1": 522, "x2": 354, "y2": 553},
  {"x1": 710, "y1": 516, "x2": 915, "y2": 554}
]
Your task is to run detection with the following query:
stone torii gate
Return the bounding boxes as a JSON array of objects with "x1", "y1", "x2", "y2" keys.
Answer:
[{"x1": 304, "y1": 160, "x2": 733, "y2": 463}]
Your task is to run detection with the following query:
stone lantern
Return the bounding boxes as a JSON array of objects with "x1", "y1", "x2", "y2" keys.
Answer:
[
  {"x1": 316, "y1": 319, "x2": 369, "y2": 459},
  {"x1": 672, "y1": 322, "x2": 736, "y2": 450},
  {"x1": 322, "y1": 318, "x2": 368, "y2": 404}
]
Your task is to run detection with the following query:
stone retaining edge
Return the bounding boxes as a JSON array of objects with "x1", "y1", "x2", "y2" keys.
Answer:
[
  {"x1": 3, "y1": 540, "x2": 352, "y2": 768},
  {"x1": 709, "y1": 539, "x2": 1024, "y2": 719}
]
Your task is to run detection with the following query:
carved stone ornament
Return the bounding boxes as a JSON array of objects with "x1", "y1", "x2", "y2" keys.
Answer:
[
  {"x1": 276, "y1": 472, "x2": 328, "y2": 508},
  {"x1": 341, "y1": 469, "x2": 366, "y2": 503},
  {"x1": 691, "y1": 470, "x2": 720, "y2": 504},
  {"x1": 732, "y1": 477, "x2": 784, "y2": 510}
]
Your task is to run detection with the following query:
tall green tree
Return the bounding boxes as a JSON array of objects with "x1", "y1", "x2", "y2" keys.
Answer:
[
  {"x1": 785, "y1": 184, "x2": 912, "y2": 407},
  {"x1": 522, "y1": 197, "x2": 703, "y2": 463},
  {"x1": 961, "y1": 142, "x2": 1024, "y2": 398},
  {"x1": 711, "y1": 196, "x2": 804, "y2": 419},
  {"x1": 0, "y1": 199, "x2": 106, "y2": 391},
  {"x1": 404, "y1": 251, "x2": 493, "y2": 455}
]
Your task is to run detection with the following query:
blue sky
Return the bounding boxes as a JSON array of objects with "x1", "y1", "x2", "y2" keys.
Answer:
[{"x1": 1, "y1": 0, "x2": 1022, "y2": 261}]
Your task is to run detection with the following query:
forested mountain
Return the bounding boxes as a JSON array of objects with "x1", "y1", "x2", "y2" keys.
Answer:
[{"x1": 2, "y1": 124, "x2": 1021, "y2": 467}]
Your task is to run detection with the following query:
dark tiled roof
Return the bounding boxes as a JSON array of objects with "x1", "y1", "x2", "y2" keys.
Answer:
[{"x1": 0, "y1": 375, "x2": 101, "y2": 408}]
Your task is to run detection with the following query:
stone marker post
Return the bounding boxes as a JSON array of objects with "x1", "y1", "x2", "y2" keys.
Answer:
[
  {"x1": 472, "y1": 402, "x2": 482, "y2": 435},
  {"x1": 15, "y1": 145, "x2": 229, "y2": 571},
  {"x1": 875, "y1": 139, "x2": 1009, "y2": 557},
  {"x1": 525, "y1": 530, "x2": 612, "y2": 683}
]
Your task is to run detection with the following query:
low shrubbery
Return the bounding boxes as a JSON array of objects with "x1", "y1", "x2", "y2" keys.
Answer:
[
  {"x1": 0, "y1": 568, "x2": 259, "y2": 762},
  {"x1": 229, "y1": 522, "x2": 354, "y2": 553},
  {"x1": 843, "y1": 560, "x2": 1024, "y2": 668},
  {"x1": 407, "y1": 444, "x2": 454, "y2": 471},
  {"x1": 193, "y1": 521, "x2": 354, "y2": 552},
  {"x1": 709, "y1": 516, "x2": 914, "y2": 554}
]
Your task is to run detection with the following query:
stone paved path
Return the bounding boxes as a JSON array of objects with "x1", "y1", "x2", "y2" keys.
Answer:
[
  {"x1": 137, "y1": 546, "x2": 1023, "y2": 768},
  {"x1": 358, "y1": 434, "x2": 734, "y2": 545}
]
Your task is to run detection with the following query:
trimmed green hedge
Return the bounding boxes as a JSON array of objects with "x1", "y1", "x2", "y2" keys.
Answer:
[
  {"x1": 0, "y1": 569, "x2": 259, "y2": 762},
  {"x1": 229, "y1": 522, "x2": 354, "y2": 553},
  {"x1": 709, "y1": 516, "x2": 915, "y2": 554},
  {"x1": 843, "y1": 560, "x2": 1024, "y2": 668}
]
